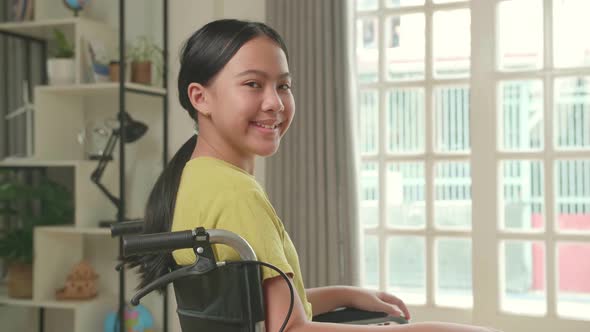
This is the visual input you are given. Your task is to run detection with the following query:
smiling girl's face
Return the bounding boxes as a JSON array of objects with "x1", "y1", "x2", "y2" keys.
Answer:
[{"x1": 189, "y1": 36, "x2": 295, "y2": 161}]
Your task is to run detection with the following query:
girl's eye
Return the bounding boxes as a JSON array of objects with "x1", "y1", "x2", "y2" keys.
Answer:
[
  {"x1": 245, "y1": 81, "x2": 261, "y2": 88},
  {"x1": 279, "y1": 84, "x2": 291, "y2": 90}
]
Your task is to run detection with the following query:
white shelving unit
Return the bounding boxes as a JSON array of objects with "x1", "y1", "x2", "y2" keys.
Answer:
[
  {"x1": 0, "y1": 7, "x2": 167, "y2": 332},
  {"x1": 36, "y1": 82, "x2": 167, "y2": 97},
  {"x1": 0, "y1": 17, "x2": 116, "y2": 85}
]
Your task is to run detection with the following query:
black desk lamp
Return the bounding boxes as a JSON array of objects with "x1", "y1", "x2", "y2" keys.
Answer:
[{"x1": 91, "y1": 112, "x2": 147, "y2": 228}]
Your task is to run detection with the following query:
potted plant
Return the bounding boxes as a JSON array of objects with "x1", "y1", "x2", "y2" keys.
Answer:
[
  {"x1": 0, "y1": 170, "x2": 74, "y2": 298},
  {"x1": 107, "y1": 43, "x2": 132, "y2": 83},
  {"x1": 128, "y1": 36, "x2": 163, "y2": 85},
  {"x1": 47, "y1": 29, "x2": 75, "y2": 85}
]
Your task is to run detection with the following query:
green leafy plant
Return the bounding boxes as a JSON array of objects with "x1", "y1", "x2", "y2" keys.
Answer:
[
  {"x1": 128, "y1": 36, "x2": 162, "y2": 63},
  {"x1": 0, "y1": 171, "x2": 74, "y2": 264},
  {"x1": 128, "y1": 36, "x2": 164, "y2": 80},
  {"x1": 50, "y1": 29, "x2": 74, "y2": 58}
]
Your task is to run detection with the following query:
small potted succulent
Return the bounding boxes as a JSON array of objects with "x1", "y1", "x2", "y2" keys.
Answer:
[{"x1": 47, "y1": 29, "x2": 75, "y2": 85}]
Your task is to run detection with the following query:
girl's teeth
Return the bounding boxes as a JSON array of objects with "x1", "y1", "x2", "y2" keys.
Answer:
[{"x1": 256, "y1": 122, "x2": 277, "y2": 129}]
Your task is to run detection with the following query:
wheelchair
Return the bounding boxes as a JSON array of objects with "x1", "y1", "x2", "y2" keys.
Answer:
[{"x1": 112, "y1": 221, "x2": 408, "y2": 332}]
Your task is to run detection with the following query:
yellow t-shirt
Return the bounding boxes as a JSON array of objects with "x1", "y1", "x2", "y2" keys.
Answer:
[{"x1": 171, "y1": 157, "x2": 313, "y2": 320}]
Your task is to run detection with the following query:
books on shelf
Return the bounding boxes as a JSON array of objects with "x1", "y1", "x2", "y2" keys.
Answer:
[{"x1": 82, "y1": 37, "x2": 110, "y2": 84}]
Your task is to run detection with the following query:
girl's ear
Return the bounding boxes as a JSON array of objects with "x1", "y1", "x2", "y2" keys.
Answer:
[{"x1": 187, "y1": 82, "x2": 211, "y2": 117}]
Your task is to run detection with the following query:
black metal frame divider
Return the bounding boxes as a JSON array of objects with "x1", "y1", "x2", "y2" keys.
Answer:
[{"x1": 117, "y1": 1, "x2": 169, "y2": 332}]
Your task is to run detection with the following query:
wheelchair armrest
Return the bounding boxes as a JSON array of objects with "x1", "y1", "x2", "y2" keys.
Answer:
[{"x1": 312, "y1": 307, "x2": 408, "y2": 325}]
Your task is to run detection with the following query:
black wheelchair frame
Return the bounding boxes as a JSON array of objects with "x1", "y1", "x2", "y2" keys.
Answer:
[{"x1": 112, "y1": 221, "x2": 408, "y2": 332}]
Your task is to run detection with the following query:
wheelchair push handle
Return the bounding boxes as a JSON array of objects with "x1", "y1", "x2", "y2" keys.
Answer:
[
  {"x1": 123, "y1": 230, "x2": 196, "y2": 257},
  {"x1": 123, "y1": 227, "x2": 259, "y2": 307},
  {"x1": 122, "y1": 228, "x2": 258, "y2": 261},
  {"x1": 110, "y1": 220, "x2": 144, "y2": 237}
]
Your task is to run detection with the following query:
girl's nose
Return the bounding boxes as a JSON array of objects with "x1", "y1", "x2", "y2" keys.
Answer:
[{"x1": 262, "y1": 89, "x2": 284, "y2": 112}]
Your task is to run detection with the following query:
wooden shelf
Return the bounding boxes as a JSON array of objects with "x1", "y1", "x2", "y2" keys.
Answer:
[
  {"x1": 36, "y1": 82, "x2": 167, "y2": 97},
  {"x1": 0, "y1": 159, "x2": 97, "y2": 168},
  {"x1": 0, "y1": 18, "x2": 80, "y2": 40},
  {"x1": 0, "y1": 286, "x2": 111, "y2": 309},
  {"x1": 36, "y1": 225, "x2": 111, "y2": 236}
]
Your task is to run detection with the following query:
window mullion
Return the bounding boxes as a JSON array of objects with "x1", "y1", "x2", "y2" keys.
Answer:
[
  {"x1": 543, "y1": 0, "x2": 557, "y2": 319},
  {"x1": 424, "y1": 2, "x2": 435, "y2": 307},
  {"x1": 470, "y1": 0, "x2": 498, "y2": 326},
  {"x1": 378, "y1": 0, "x2": 388, "y2": 292}
]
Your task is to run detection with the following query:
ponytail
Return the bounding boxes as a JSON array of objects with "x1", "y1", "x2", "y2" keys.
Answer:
[{"x1": 124, "y1": 135, "x2": 197, "y2": 291}]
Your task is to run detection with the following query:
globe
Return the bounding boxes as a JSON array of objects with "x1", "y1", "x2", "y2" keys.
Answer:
[
  {"x1": 103, "y1": 304, "x2": 155, "y2": 332},
  {"x1": 62, "y1": 0, "x2": 90, "y2": 16}
]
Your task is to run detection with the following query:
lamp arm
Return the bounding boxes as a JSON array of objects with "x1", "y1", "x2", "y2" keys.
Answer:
[
  {"x1": 90, "y1": 129, "x2": 121, "y2": 209},
  {"x1": 94, "y1": 180, "x2": 121, "y2": 209}
]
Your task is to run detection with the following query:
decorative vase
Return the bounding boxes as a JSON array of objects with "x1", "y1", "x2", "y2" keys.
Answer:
[
  {"x1": 109, "y1": 61, "x2": 120, "y2": 82},
  {"x1": 7, "y1": 262, "x2": 33, "y2": 299},
  {"x1": 47, "y1": 58, "x2": 75, "y2": 85},
  {"x1": 131, "y1": 61, "x2": 151, "y2": 85},
  {"x1": 108, "y1": 61, "x2": 131, "y2": 83}
]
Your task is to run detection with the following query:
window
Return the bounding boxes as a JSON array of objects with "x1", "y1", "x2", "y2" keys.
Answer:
[
  {"x1": 355, "y1": 0, "x2": 473, "y2": 311},
  {"x1": 354, "y1": 0, "x2": 590, "y2": 329}
]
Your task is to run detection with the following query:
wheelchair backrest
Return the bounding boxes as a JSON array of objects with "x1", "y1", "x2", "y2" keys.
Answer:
[{"x1": 173, "y1": 263, "x2": 265, "y2": 332}]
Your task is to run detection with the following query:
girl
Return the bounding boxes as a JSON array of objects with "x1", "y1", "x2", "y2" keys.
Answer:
[{"x1": 139, "y1": 19, "x2": 500, "y2": 332}]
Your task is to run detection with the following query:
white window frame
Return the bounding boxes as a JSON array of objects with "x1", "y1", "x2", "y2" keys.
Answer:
[
  {"x1": 472, "y1": 1, "x2": 590, "y2": 330},
  {"x1": 355, "y1": 0, "x2": 590, "y2": 330},
  {"x1": 356, "y1": 0, "x2": 473, "y2": 325}
]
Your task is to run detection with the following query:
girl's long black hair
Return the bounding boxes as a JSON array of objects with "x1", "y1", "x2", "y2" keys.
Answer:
[{"x1": 124, "y1": 19, "x2": 289, "y2": 291}]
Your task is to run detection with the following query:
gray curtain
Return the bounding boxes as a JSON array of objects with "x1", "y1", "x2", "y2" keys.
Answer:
[
  {"x1": 0, "y1": 5, "x2": 45, "y2": 280},
  {"x1": 266, "y1": 0, "x2": 359, "y2": 288},
  {"x1": 0, "y1": 3, "x2": 45, "y2": 159}
]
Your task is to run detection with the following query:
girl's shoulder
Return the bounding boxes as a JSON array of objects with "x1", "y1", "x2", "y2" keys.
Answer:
[
  {"x1": 182, "y1": 157, "x2": 260, "y2": 190},
  {"x1": 177, "y1": 157, "x2": 271, "y2": 212}
]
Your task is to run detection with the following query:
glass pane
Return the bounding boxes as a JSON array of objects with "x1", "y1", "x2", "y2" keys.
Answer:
[
  {"x1": 555, "y1": 160, "x2": 590, "y2": 233},
  {"x1": 435, "y1": 162, "x2": 472, "y2": 229},
  {"x1": 360, "y1": 162, "x2": 379, "y2": 228},
  {"x1": 436, "y1": 238, "x2": 473, "y2": 308},
  {"x1": 501, "y1": 241, "x2": 546, "y2": 315},
  {"x1": 357, "y1": 0, "x2": 378, "y2": 11},
  {"x1": 386, "y1": 88, "x2": 424, "y2": 153},
  {"x1": 499, "y1": 80, "x2": 543, "y2": 151},
  {"x1": 387, "y1": 236, "x2": 426, "y2": 304},
  {"x1": 554, "y1": 77, "x2": 590, "y2": 150},
  {"x1": 356, "y1": 17, "x2": 379, "y2": 83},
  {"x1": 434, "y1": 86, "x2": 470, "y2": 153},
  {"x1": 433, "y1": 9, "x2": 470, "y2": 78},
  {"x1": 557, "y1": 242, "x2": 590, "y2": 320},
  {"x1": 362, "y1": 235, "x2": 380, "y2": 289},
  {"x1": 553, "y1": 0, "x2": 590, "y2": 68},
  {"x1": 386, "y1": 163, "x2": 425, "y2": 228},
  {"x1": 500, "y1": 161, "x2": 545, "y2": 231},
  {"x1": 497, "y1": 0, "x2": 543, "y2": 71},
  {"x1": 385, "y1": 14, "x2": 425, "y2": 81},
  {"x1": 358, "y1": 89, "x2": 379, "y2": 154},
  {"x1": 386, "y1": 0, "x2": 424, "y2": 7}
]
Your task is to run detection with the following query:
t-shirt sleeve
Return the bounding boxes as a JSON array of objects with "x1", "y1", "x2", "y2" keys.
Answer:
[{"x1": 212, "y1": 189, "x2": 294, "y2": 281}]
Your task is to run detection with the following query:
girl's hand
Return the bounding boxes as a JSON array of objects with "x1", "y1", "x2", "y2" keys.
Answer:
[{"x1": 349, "y1": 288, "x2": 411, "y2": 320}]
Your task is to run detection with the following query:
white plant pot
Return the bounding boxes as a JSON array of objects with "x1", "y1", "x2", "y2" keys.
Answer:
[{"x1": 47, "y1": 58, "x2": 76, "y2": 85}]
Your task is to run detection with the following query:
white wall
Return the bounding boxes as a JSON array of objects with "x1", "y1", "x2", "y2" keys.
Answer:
[{"x1": 166, "y1": 1, "x2": 266, "y2": 331}]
